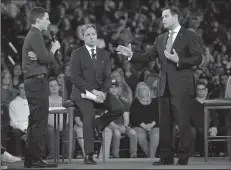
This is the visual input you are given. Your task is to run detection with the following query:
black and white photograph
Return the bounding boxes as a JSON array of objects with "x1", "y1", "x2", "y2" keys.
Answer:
[{"x1": 1, "y1": 0, "x2": 231, "y2": 169}]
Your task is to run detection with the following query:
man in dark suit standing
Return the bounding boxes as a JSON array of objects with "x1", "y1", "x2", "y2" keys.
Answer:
[
  {"x1": 116, "y1": 6, "x2": 202, "y2": 165},
  {"x1": 70, "y1": 24, "x2": 124, "y2": 164},
  {"x1": 22, "y1": 7, "x2": 60, "y2": 168}
]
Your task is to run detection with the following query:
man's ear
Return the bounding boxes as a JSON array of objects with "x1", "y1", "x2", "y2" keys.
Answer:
[{"x1": 36, "y1": 18, "x2": 40, "y2": 24}]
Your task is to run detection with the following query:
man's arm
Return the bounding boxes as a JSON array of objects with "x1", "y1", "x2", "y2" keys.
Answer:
[
  {"x1": 70, "y1": 50, "x2": 94, "y2": 92},
  {"x1": 178, "y1": 32, "x2": 203, "y2": 68},
  {"x1": 101, "y1": 52, "x2": 111, "y2": 93},
  {"x1": 30, "y1": 33, "x2": 54, "y2": 64}
]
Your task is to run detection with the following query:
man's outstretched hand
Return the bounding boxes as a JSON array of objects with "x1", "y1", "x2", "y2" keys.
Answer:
[{"x1": 116, "y1": 44, "x2": 133, "y2": 58}]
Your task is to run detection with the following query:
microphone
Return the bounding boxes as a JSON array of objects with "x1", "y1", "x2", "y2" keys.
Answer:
[{"x1": 50, "y1": 31, "x2": 62, "y2": 65}]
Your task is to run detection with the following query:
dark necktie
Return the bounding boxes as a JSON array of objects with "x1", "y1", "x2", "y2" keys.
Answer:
[
  {"x1": 166, "y1": 31, "x2": 175, "y2": 53},
  {"x1": 91, "y1": 49, "x2": 97, "y2": 70}
]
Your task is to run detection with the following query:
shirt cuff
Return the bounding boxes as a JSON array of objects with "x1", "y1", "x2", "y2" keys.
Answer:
[{"x1": 128, "y1": 52, "x2": 133, "y2": 61}]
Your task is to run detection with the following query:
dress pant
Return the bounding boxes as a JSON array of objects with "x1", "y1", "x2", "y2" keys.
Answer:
[
  {"x1": 24, "y1": 77, "x2": 49, "y2": 159},
  {"x1": 159, "y1": 81, "x2": 193, "y2": 159},
  {"x1": 12, "y1": 128, "x2": 25, "y2": 156},
  {"x1": 75, "y1": 93, "x2": 124, "y2": 155}
]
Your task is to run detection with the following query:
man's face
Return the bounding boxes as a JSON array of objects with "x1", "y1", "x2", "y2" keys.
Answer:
[
  {"x1": 38, "y1": 12, "x2": 50, "y2": 31},
  {"x1": 196, "y1": 84, "x2": 207, "y2": 98},
  {"x1": 18, "y1": 83, "x2": 26, "y2": 97},
  {"x1": 162, "y1": 9, "x2": 177, "y2": 29},
  {"x1": 83, "y1": 27, "x2": 97, "y2": 47},
  {"x1": 220, "y1": 75, "x2": 228, "y2": 86}
]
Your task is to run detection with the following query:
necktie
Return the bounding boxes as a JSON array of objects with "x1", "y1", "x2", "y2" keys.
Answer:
[
  {"x1": 166, "y1": 31, "x2": 175, "y2": 53},
  {"x1": 91, "y1": 49, "x2": 97, "y2": 70}
]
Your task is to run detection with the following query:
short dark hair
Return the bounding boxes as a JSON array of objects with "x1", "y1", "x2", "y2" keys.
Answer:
[
  {"x1": 80, "y1": 24, "x2": 97, "y2": 37},
  {"x1": 48, "y1": 77, "x2": 58, "y2": 83},
  {"x1": 196, "y1": 80, "x2": 207, "y2": 89},
  {"x1": 28, "y1": 7, "x2": 48, "y2": 24},
  {"x1": 162, "y1": 6, "x2": 181, "y2": 18}
]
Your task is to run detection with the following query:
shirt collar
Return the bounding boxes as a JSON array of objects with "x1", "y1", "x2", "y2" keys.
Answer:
[
  {"x1": 85, "y1": 45, "x2": 96, "y2": 53},
  {"x1": 169, "y1": 25, "x2": 181, "y2": 35}
]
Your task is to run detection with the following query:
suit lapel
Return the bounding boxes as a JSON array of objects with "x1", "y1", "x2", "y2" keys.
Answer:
[{"x1": 172, "y1": 27, "x2": 184, "y2": 52}]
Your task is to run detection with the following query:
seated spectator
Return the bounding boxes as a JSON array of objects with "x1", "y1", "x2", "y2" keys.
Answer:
[
  {"x1": 144, "y1": 73, "x2": 159, "y2": 98},
  {"x1": 138, "y1": 68, "x2": 153, "y2": 82},
  {"x1": 130, "y1": 82, "x2": 159, "y2": 158},
  {"x1": 12, "y1": 64, "x2": 23, "y2": 89},
  {"x1": 1, "y1": 70, "x2": 18, "y2": 106},
  {"x1": 121, "y1": 60, "x2": 139, "y2": 94},
  {"x1": 9, "y1": 82, "x2": 29, "y2": 158},
  {"x1": 74, "y1": 110, "x2": 113, "y2": 159},
  {"x1": 57, "y1": 72, "x2": 65, "y2": 96},
  {"x1": 108, "y1": 80, "x2": 137, "y2": 158},
  {"x1": 47, "y1": 78, "x2": 76, "y2": 158},
  {"x1": 111, "y1": 69, "x2": 133, "y2": 105},
  {"x1": 189, "y1": 81, "x2": 209, "y2": 156}
]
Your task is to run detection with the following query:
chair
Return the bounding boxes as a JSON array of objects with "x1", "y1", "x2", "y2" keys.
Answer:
[
  {"x1": 61, "y1": 76, "x2": 106, "y2": 163},
  {"x1": 203, "y1": 99, "x2": 231, "y2": 161}
]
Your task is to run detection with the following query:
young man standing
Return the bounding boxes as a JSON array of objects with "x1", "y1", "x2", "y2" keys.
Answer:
[{"x1": 22, "y1": 7, "x2": 60, "y2": 168}]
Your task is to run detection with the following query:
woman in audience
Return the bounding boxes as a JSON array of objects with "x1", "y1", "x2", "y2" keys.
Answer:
[
  {"x1": 1, "y1": 70, "x2": 18, "y2": 106},
  {"x1": 138, "y1": 68, "x2": 153, "y2": 82},
  {"x1": 122, "y1": 60, "x2": 139, "y2": 94},
  {"x1": 144, "y1": 73, "x2": 159, "y2": 98},
  {"x1": 12, "y1": 64, "x2": 23, "y2": 89},
  {"x1": 130, "y1": 82, "x2": 159, "y2": 158},
  {"x1": 57, "y1": 72, "x2": 65, "y2": 96},
  {"x1": 47, "y1": 77, "x2": 76, "y2": 159},
  {"x1": 111, "y1": 69, "x2": 133, "y2": 106}
]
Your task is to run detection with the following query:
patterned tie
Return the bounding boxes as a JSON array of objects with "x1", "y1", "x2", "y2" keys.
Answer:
[
  {"x1": 166, "y1": 31, "x2": 175, "y2": 53},
  {"x1": 91, "y1": 49, "x2": 97, "y2": 70}
]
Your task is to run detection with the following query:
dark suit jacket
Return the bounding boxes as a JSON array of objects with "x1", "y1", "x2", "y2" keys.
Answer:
[
  {"x1": 131, "y1": 27, "x2": 203, "y2": 97},
  {"x1": 70, "y1": 46, "x2": 111, "y2": 101}
]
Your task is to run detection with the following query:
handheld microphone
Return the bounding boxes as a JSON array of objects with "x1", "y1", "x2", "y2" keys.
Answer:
[{"x1": 50, "y1": 31, "x2": 62, "y2": 66}]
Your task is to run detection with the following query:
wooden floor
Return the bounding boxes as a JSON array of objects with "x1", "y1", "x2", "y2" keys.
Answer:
[{"x1": 4, "y1": 157, "x2": 231, "y2": 169}]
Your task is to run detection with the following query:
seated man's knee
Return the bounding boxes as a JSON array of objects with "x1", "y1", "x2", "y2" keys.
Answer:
[
  {"x1": 128, "y1": 129, "x2": 137, "y2": 138},
  {"x1": 114, "y1": 129, "x2": 121, "y2": 138},
  {"x1": 103, "y1": 127, "x2": 113, "y2": 137}
]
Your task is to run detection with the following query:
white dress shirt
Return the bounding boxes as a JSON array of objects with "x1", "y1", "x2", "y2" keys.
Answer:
[
  {"x1": 168, "y1": 25, "x2": 181, "y2": 43},
  {"x1": 9, "y1": 96, "x2": 30, "y2": 132},
  {"x1": 85, "y1": 45, "x2": 96, "y2": 59}
]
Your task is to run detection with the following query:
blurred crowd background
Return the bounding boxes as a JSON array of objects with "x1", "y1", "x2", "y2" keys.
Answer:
[{"x1": 1, "y1": 0, "x2": 231, "y2": 161}]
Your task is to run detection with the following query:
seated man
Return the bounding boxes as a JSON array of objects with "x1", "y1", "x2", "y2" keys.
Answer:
[
  {"x1": 9, "y1": 82, "x2": 29, "y2": 158},
  {"x1": 47, "y1": 78, "x2": 76, "y2": 158},
  {"x1": 189, "y1": 80, "x2": 218, "y2": 156},
  {"x1": 70, "y1": 24, "x2": 124, "y2": 164},
  {"x1": 108, "y1": 80, "x2": 137, "y2": 158}
]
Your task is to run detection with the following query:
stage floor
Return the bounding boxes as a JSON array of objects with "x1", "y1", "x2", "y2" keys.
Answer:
[{"x1": 4, "y1": 157, "x2": 231, "y2": 169}]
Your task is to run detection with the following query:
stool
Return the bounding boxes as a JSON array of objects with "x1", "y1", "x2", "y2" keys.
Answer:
[
  {"x1": 204, "y1": 99, "x2": 231, "y2": 161},
  {"x1": 49, "y1": 107, "x2": 73, "y2": 163}
]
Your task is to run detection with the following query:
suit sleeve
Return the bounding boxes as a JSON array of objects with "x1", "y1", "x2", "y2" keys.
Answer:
[
  {"x1": 178, "y1": 32, "x2": 203, "y2": 68},
  {"x1": 101, "y1": 51, "x2": 111, "y2": 93},
  {"x1": 30, "y1": 33, "x2": 54, "y2": 64},
  {"x1": 70, "y1": 50, "x2": 94, "y2": 92},
  {"x1": 131, "y1": 36, "x2": 159, "y2": 63}
]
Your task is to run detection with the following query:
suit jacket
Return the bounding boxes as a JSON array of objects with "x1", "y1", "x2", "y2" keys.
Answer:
[
  {"x1": 131, "y1": 27, "x2": 203, "y2": 97},
  {"x1": 70, "y1": 46, "x2": 111, "y2": 101}
]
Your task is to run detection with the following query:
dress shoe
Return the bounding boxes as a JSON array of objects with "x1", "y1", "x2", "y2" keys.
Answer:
[
  {"x1": 24, "y1": 157, "x2": 58, "y2": 168},
  {"x1": 176, "y1": 157, "x2": 189, "y2": 165},
  {"x1": 94, "y1": 127, "x2": 102, "y2": 140},
  {"x1": 84, "y1": 154, "x2": 97, "y2": 165},
  {"x1": 152, "y1": 157, "x2": 175, "y2": 165}
]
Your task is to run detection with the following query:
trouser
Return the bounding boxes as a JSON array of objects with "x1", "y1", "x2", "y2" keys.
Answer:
[{"x1": 24, "y1": 77, "x2": 49, "y2": 159}]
